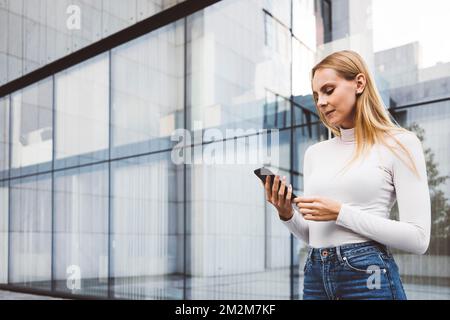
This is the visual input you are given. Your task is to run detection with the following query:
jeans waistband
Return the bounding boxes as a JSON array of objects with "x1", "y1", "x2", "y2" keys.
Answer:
[{"x1": 306, "y1": 240, "x2": 392, "y2": 263}]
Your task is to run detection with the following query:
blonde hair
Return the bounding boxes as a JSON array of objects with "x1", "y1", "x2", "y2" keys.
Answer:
[{"x1": 311, "y1": 50, "x2": 421, "y2": 179}]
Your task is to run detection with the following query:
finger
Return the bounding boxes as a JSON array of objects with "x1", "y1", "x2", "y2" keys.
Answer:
[
  {"x1": 297, "y1": 202, "x2": 315, "y2": 210},
  {"x1": 285, "y1": 184, "x2": 292, "y2": 204},
  {"x1": 299, "y1": 208, "x2": 316, "y2": 215},
  {"x1": 293, "y1": 197, "x2": 302, "y2": 203},
  {"x1": 265, "y1": 175, "x2": 270, "y2": 187},
  {"x1": 304, "y1": 214, "x2": 335, "y2": 221},
  {"x1": 265, "y1": 176, "x2": 271, "y2": 201},
  {"x1": 272, "y1": 175, "x2": 280, "y2": 203},
  {"x1": 304, "y1": 214, "x2": 317, "y2": 220},
  {"x1": 278, "y1": 176, "x2": 286, "y2": 205},
  {"x1": 297, "y1": 196, "x2": 316, "y2": 203}
]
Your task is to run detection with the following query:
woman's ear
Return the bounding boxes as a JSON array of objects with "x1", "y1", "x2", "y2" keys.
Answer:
[{"x1": 355, "y1": 73, "x2": 366, "y2": 95}]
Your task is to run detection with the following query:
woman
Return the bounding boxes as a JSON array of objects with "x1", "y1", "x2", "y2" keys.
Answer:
[{"x1": 264, "y1": 50, "x2": 431, "y2": 300}]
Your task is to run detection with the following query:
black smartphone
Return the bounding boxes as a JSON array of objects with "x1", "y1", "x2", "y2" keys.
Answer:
[{"x1": 254, "y1": 167, "x2": 297, "y2": 199}]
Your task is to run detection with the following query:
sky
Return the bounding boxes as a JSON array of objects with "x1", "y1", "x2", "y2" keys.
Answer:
[{"x1": 372, "y1": 0, "x2": 450, "y2": 68}]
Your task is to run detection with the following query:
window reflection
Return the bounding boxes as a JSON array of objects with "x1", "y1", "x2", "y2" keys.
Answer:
[
  {"x1": 11, "y1": 78, "x2": 53, "y2": 177},
  {"x1": 187, "y1": 0, "x2": 291, "y2": 131},
  {"x1": 111, "y1": 152, "x2": 183, "y2": 299},
  {"x1": 53, "y1": 163, "x2": 109, "y2": 297},
  {"x1": 0, "y1": 97, "x2": 9, "y2": 180},
  {"x1": 0, "y1": 0, "x2": 189, "y2": 86},
  {"x1": 9, "y1": 174, "x2": 52, "y2": 290},
  {"x1": 111, "y1": 22, "x2": 184, "y2": 158},
  {"x1": 55, "y1": 53, "x2": 109, "y2": 169},
  {"x1": 185, "y1": 139, "x2": 291, "y2": 299},
  {"x1": 0, "y1": 181, "x2": 8, "y2": 284}
]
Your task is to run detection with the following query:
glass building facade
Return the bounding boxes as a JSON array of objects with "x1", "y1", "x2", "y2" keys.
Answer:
[
  {"x1": 0, "y1": 0, "x2": 449, "y2": 299},
  {"x1": 0, "y1": 0, "x2": 187, "y2": 86}
]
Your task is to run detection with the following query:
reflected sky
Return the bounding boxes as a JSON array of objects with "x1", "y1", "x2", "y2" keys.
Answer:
[{"x1": 373, "y1": 0, "x2": 450, "y2": 67}]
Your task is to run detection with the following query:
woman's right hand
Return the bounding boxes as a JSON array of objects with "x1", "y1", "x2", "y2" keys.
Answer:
[{"x1": 264, "y1": 175, "x2": 294, "y2": 221}]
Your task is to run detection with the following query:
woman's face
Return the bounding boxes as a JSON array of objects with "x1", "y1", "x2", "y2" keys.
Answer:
[{"x1": 312, "y1": 68, "x2": 365, "y2": 129}]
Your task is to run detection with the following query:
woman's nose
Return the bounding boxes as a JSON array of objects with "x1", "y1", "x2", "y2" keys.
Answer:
[{"x1": 317, "y1": 96, "x2": 327, "y2": 107}]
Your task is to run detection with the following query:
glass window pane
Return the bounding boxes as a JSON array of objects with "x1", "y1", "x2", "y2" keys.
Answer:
[
  {"x1": 292, "y1": 38, "x2": 315, "y2": 97},
  {"x1": 184, "y1": 138, "x2": 290, "y2": 299},
  {"x1": 0, "y1": 181, "x2": 8, "y2": 284},
  {"x1": 187, "y1": 0, "x2": 291, "y2": 132},
  {"x1": 23, "y1": 17, "x2": 41, "y2": 75},
  {"x1": 0, "y1": 53, "x2": 7, "y2": 85},
  {"x1": 264, "y1": 0, "x2": 291, "y2": 28},
  {"x1": 11, "y1": 77, "x2": 53, "y2": 177},
  {"x1": 111, "y1": 21, "x2": 184, "y2": 158},
  {"x1": 111, "y1": 152, "x2": 183, "y2": 299},
  {"x1": 53, "y1": 163, "x2": 109, "y2": 297},
  {"x1": 292, "y1": 0, "x2": 316, "y2": 49},
  {"x1": 0, "y1": 0, "x2": 190, "y2": 87},
  {"x1": 9, "y1": 173, "x2": 52, "y2": 289},
  {"x1": 102, "y1": 0, "x2": 137, "y2": 38},
  {"x1": 55, "y1": 53, "x2": 109, "y2": 169},
  {"x1": 7, "y1": 11, "x2": 23, "y2": 63},
  {"x1": 0, "y1": 96, "x2": 9, "y2": 180},
  {"x1": 0, "y1": 9, "x2": 7, "y2": 54}
]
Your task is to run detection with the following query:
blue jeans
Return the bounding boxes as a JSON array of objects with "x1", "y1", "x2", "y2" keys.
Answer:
[{"x1": 302, "y1": 240, "x2": 407, "y2": 300}]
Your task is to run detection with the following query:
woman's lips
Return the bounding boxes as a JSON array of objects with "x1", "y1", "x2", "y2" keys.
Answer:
[{"x1": 326, "y1": 110, "x2": 335, "y2": 118}]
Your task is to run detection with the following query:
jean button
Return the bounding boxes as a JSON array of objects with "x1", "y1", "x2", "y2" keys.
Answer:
[{"x1": 322, "y1": 250, "x2": 328, "y2": 257}]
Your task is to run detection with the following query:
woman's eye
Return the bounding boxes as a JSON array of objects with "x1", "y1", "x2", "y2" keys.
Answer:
[{"x1": 326, "y1": 89, "x2": 334, "y2": 95}]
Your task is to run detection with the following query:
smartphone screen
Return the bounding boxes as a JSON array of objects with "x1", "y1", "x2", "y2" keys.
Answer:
[{"x1": 254, "y1": 167, "x2": 297, "y2": 199}]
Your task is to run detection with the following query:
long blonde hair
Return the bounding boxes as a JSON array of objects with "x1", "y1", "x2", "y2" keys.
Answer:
[{"x1": 311, "y1": 50, "x2": 421, "y2": 179}]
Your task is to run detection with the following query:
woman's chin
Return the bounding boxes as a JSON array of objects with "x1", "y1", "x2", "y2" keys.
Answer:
[{"x1": 328, "y1": 118, "x2": 339, "y2": 126}]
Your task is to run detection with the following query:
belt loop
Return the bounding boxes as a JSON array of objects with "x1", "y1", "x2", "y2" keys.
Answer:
[
  {"x1": 385, "y1": 245, "x2": 393, "y2": 257},
  {"x1": 376, "y1": 242, "x2": 389, "y2": 256},
  {"x1": 336, "y1": 245, "x2": 343, "y2": 263}
]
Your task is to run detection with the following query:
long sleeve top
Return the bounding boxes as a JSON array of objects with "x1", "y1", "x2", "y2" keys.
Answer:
[{"x1": 281, "y1": 126, "x2": 431, "y2": 255}]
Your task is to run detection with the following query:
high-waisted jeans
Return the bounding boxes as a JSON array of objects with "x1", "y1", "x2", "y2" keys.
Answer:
[{"x1": 302, "y1": 240, "x2": 407, "y2": 300}]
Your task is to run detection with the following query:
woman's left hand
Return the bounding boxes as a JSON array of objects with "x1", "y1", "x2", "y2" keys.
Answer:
[{"x1": 293, "y1": 196, "x2": 342, "y2": 221}]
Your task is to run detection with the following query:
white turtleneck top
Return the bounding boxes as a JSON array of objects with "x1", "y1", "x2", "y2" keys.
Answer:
[{"x1": 281, "y1": 126, "x2": 431, "y2": 255}]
